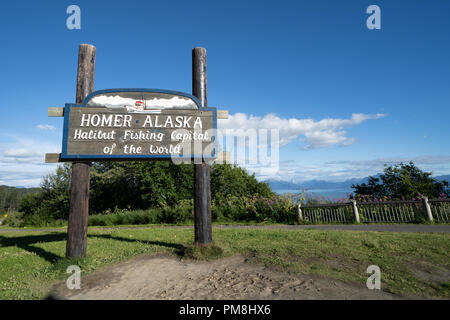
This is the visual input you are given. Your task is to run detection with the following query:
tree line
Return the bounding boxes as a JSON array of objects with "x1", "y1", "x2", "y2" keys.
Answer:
[
  {"x1": 351, "y1": 162, "x2": 449, "y2": 200},
  {"x1": 0, "y1": 185, "x2": 40, "y2": 213},
  {"x1": 18, "y1": 162, "x2": 274, "y2": 224},
  {"x1": 4, "y1": 161, "x2": 448, "y2": 226}
]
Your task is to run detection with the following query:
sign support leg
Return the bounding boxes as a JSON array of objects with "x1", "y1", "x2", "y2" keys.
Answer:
[
  {"x1": 66, "y1": 44, "x2": 96, "y2": 258},
  {"x1": 192, "y1": 47, "x2": 213, "y2": 245}
]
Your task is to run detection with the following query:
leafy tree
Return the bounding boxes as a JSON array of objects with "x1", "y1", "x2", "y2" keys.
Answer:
[
  {"x1": 90, "y1": 162, "x2": 272, "y2": 212},
  {"x1": 19, "y1": 163, "x2": 72, "y2": 221},
  {"x1": 352, "y1": 162, "x2": 449, "y2": 199},
  {"x1": 0, "y1": 185, "x2": 40, "y2": 212},
  {"x1": 18, "y1": 161, "x2": 274, "y2": 221},
  {"x1": 211, "y1": 163, "x2": 273, "y2": 202},
  {"x1": 133, "y1": 161, "x2": 194, "y2": 208},
  {"x1": 40, "y1": 163, "x2": 72, "y2": 219},
  {"x1": 90, "y1": 162, "x2": 144, "y2": 212},
  {"x1": 89, "y1": 161, "x2": 194, "y2": 211}
]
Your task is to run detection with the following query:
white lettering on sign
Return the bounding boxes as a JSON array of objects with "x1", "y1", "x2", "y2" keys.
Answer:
[
  {"x1": 123, "y1": 145, "x2": 142, "y2": 154},
  {"x1": 80, "y1": 114, "x2": 132, "y2": 127},
  {"x1": 141, "y1": 115, "x2": 203, "y2": 128},
  {"x1": 68, "y1": 108, "x2": 213, "y2": 158},
  {"x1": 171, "y1": 131, "x2": 210, "y2": 142},
  {"x1": 149, "y1": 144, "x2": 182, "y2": 154},
  {"x1": 73, "y1": 129, "x2": 116, "y2": 140},
  {"x1": 123, "y1": 130, "x2": 164, "y2": 142},
  {"x1": 81, "y1": 114, "x2": 204, "y2": 129}
]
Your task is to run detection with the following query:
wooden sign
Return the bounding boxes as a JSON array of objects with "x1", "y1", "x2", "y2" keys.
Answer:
[{"x1": 57, "y1": 89, "x2": 218, "y2": 161}]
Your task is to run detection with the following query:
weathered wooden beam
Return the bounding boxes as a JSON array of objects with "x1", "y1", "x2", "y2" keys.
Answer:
[
  {"x1": 66, "y1": 44, "x2": 96, "y2": 259},
  {"x1": 217, "y1": 110, "x2": 228, "y2": 119},
  {"x1": 193, "y1": 47, "x2": 213, "y2": 245},
  {"x1": 48, "y1": 107, "x2": 64, "y2": 117},
  {"x1": 45, "y1": 153, "x2": 61, "y2": 163}
]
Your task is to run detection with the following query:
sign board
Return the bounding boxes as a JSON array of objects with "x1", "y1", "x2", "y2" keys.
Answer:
[{"x1": 59, "y1": 89, "x2": 217, "y2": 161}]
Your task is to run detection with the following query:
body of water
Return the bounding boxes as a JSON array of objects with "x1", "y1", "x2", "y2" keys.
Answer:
[{"x1": 273, "y1": 188, "x2": 354, "y2": 200}]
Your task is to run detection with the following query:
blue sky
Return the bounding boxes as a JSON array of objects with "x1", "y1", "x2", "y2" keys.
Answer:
[{"x1": 1, "y1": 0, "x2": 449, "y2": 186}]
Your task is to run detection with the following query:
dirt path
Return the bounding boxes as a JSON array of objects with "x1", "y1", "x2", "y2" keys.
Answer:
[{"x1": 50, "y1": 254, "x2": 403, "y2": 300}]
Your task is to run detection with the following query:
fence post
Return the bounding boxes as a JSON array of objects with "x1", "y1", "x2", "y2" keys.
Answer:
[
  {"x1": 351, "y1": 200, "x2": 360, "y2": 223},
  {"x1": 422, "y1": 196, "x2": 433, "y2": 222},
  {"x1": 297, "y1": 204, "x2": 303, "y2": 222}
]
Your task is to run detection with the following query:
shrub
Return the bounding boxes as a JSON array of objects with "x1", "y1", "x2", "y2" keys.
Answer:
[
  {"x1": 212, "y1": 194, "x2": 297, "y2": 223},
  {"x1": 211, "y1": 164, "x2": 274, "y2": 204},
  {"x1": 88, "y1": 200, "x2": 194, "y2": 226},
  {"x1": 3, "y1": 211, "x2": 25, "y2": 228},
  {"x1": 88, "y1": 208, "x2": 159, "y2": 226},
  {"x1": 157, "y1": 199, "x2": 194, "y2": 224}
]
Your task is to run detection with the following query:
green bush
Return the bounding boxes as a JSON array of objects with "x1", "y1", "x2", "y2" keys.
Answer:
[
  {"x1": 88, "y1": 200, "x2": 194, "y2": 226},
  {"x1": 211, "y1": 164, "x2": 274, "y2": 203},
  {"x1": 18, "y1": 193, "x2": 44, "y2": 217},
  {"x1": 88, "y1": 208, "x2": 159, "y2": 226},
  {"x1": 12, "y1": 161, "x2": 296, "y2": 227},
  {"x1": 157, "y1": 199, "x2": 194, "y2": 224},
  {"x1": 18, "y1": 162, "x2": 275, "y2": 227},
  {"x1": 12, "y1": 192, "x2": 298, "y2": 227},
  {"x1": 213, "y1": 194, "x2": 297, "y2": 223},
  {"x1": 3, "y1": 211, "x2": 25, "y2": 227}
]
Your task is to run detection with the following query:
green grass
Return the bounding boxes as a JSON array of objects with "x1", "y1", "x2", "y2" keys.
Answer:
[
  {"x1": 0, "y1": 220, "x2": 288, "y2": 231},
  {"x1": 182, "y1": 244, "x2": 224, "y2": 261},
  {"x1": 0, "y1": 227, "x2": 449, "y2": 299}
]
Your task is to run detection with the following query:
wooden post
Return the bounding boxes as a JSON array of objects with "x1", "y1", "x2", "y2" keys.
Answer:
[
  {"x1": 66, "y1": 44, "x2": 96, "y2": 258},
  {"x1": 297, "y1": 204, "x2": 303, "y2": 223},
  {"x1": 193, "y1": 47, "x2": 212, "y2": 245},
  {"x1": 351, "y1": 200, "x2": 360, "y2": 223},
  {"x1": 422, "y1": 196, "x2": 433, "y2": 222}
]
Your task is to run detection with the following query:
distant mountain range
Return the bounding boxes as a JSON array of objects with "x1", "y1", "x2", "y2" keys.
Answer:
[
  {"x1": 436, "y1": 175, "x2": 450, "y2": 182},
  {"x1": 2, "y1": 174, "x2": 450, "y2": 197},
  {"x1": 266, "y1": 174, "x2": 450, "y2": 192}
]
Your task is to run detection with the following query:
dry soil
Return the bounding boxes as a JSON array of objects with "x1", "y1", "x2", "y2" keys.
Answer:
[{"x1": 50, "y1": 253, "x2": 403, "y2": 300}]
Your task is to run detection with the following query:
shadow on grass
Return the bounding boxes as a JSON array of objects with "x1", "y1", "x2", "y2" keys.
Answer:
[
  {"x1": 87, "y1": 233, "x2": 186, "y2": 257},
  {"x1": 0, "y1": 233, "x2": 66, "y2": 263},
  {"x1": 0, "y1": 232, "x2": 188, "y2": 264},
  {"x1": 86, "y1": 234, "x2": 225, "y2": 261}
]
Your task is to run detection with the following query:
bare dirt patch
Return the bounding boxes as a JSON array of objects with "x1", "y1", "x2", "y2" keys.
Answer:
[
  {"x1": 50, "y1": 254, "x2": 403, "y2": 300},
  {"x1": 409, "y1": 261, "x2": 450, "y2": 286}
]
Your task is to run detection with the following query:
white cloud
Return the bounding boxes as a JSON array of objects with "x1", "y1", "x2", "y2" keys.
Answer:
[
  {"x1": 325, "y1": 155, "x2": 450, "y2": 168},
  {"x1": 36, "y1": 124, "x2": 56, "y2": 131},
  {"x1": 0, "y1": 136, "x2": 60, "y2": 186},
  {"x1": 1, "y1": 138, "x2": 59, "y2": 164},
  {"x1": 219, "y1": 112, "x2": 385, "y2": 149},
  {"x1": 0, "y1": 169, "x2": 54, "y2": 188},
  {"x1": 302, "y1": 130, "x2": 355, "y2": 149},
  {"x1": 3, "y1": 148, "x2": 42, "y2": 158},
  {"x1": 251, "y1": 155, "x2": 450, "y2": 183}
]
